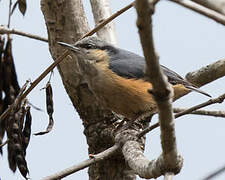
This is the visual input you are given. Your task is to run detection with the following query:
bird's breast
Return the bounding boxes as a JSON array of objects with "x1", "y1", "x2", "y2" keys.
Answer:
[{"x1": 89, "y1": 66, "x2": 157, "y2": 119}]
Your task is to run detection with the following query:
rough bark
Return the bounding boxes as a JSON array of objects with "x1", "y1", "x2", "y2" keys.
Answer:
[
  {"x1": 186, "y1": 59, "x2": 225, "y2": 87},
  {"x1": 40, "y1": 0, "x2": 136, "y2": 179}
]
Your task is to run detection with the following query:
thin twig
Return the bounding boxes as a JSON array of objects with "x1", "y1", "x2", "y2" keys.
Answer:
[
  {"x1": 7, "y1": 0, "x2": 12, "y2": 28},
  {"x1": 173, "y1": 108, "x2": 225, "y2": 118},
  {"x1": 191, "y1": 0, "x2": 225, "y2": 15},
  {"x1": 0, "y1": 26, "x2": 48, "y2": 42},
  {"x1": 202, "y1": 164, "x2": 225, "y2": 180},
  {"x1": 175, "y1": 94, "x2": 225, "y2": 118},
  {"x1": 138, "y1": 93, "x2": 225, "y2": 138},
  {"x1": 170, "y1": 0, "x2": 225, "y2": 26},
  {"x1": 0, "y1": 139, "x2": 9, "y2": 148},
  {"x1": 41, "y1": 144, "x2": 119, "y2": 180}
]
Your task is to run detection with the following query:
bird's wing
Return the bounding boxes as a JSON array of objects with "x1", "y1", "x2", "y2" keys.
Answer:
[
  {"x1": 109, "y1": 48, "x2": 187, "y2": 84},
  {"x1": 108, "y1": 48, "x2": 211, "y2": 97},
  {"x1": 108, "y1": 48, "x2": 145, "y2": 79}
]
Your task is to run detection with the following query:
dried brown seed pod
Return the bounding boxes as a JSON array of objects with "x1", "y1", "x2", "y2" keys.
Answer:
[
  {"x1": 12, "y1": 123, "x2": 19, "y2": 134},
  {"x1": 22, "y1": 106, "x2": 32, "y2": 151},
  {"x1": 12, "y1": 134, "x2": 19, "y2": 143},
  {"x1": 18, "y1": 105, "x2": 26, "y2": 131},
  {"x1": 17, "y1": 163, "x2": 29, "y2": 179},
  {"x1": 7, "y1": 142, "x2": 16, "y2": 172},
  {"x1": 13, "y1": 143, "x2": 23, "y2": 154},
  {"x1": 1, "y1": 38, "x2": 20, "y2": 155},
  {"x1": 34, "y1": 82, "x2": 54, "y2": 135},
  {"x1": 46, "y1": 82, "x2": 53, "y2": 116},
  {"x1": 15, "y1": 154, "x2": 24, "y2": 165}
]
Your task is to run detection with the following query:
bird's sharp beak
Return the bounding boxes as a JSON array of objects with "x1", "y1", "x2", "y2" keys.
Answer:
[{"x1": 57, "y1": 42, "x2": 80, "y2": 52}]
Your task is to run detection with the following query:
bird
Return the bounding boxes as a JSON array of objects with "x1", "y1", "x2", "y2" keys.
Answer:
[{"x1": 58, "y1": 36, "x2": 211, "y2": 120}]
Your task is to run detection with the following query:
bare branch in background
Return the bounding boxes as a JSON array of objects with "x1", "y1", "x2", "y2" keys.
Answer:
[
  {"x1": 8, "y1": 0, "x2": 12, "y2": 28},
  {"x1": 138, "y1": 93, "x2": 225, "y2": 137},
  {"x1": 90, "y1": 0, "x2": 117, "y2": 45},
  {"x1": 186, "y1": 59, "x2": 225, "y2": 87},
  {"x1": 202, "y1": 164, "x2": 225, "y2": 180},
  {"x1": 170, "y1": 0, "x2": 225, "y2": 26},
  {"x1": 0, "y1": 26, "x2": 48, "y2": 42},
  {"x1": 191, "y1": 0, "x2": 225, "y2": 15},
  {"x1": 173, "y1": 108, "x2": 225, "y2": 118}
]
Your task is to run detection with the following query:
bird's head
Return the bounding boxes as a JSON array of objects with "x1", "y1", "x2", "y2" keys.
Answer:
[{"x1": 58, "y1": 36, "x2": 117, "y2": 65}]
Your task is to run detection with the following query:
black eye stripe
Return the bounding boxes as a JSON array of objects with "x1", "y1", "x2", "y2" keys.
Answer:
[{"x1": 79, "y1": 43, "x2": 96, "y2": 49}]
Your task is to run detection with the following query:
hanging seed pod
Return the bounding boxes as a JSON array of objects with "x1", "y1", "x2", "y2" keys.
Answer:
[
  {"x1": 4, "y1": 38, "x2": 20, "y2": 95},
  {"x1": 17, "y1": 104, "x2": 26, "y2": 131},
  {"x1": 13, "y1": 143, "x2": 23, "y2": 154},
  {"x1": 18, "y1": 164, "x2": 29, "y2": 179},
  {"x1": 7, "y1": 115, "x2": 18, "y2": 172},
  {"x1": 34, "y1": 82, "x2": 54, "y2": 135},
  {"x1": 22, "y1": 106, "x2": 32, "y2": 152},
  {"x1": 1, "y1": 37, "x2": 20, "y2": 154},
  {"x1": 12, "y1": 122, "x2": 20, "y2": 134},
  {"x1": 46, "y1": 82, "x2": 53, "y2": 116},
  {"x1": 7, "y1": 141, "x2": 17, "y2": 172},
  {"x1": 11, "y1": 133, "x2": 19, "y2": 144},
  {"x1": 0, "y1": 37, "x2": 5, "y2": 154},
  {"x1": 0, "y1": 37, "x2": 3, "y2": 105},
  {"x1": 16, "y1": 154, "x2": 29, "y2": 179}
]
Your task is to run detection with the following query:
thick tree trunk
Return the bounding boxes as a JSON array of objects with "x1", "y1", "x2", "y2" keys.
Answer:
[{"x1": 40, "y1": 0, "x2": 137, "y2": 179}]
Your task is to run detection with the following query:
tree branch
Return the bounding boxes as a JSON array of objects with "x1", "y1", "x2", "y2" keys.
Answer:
[
  {"x1": 135, "y1": 0, "x2": 181, "y2": 178},
  {"x1": 41, "y1": 145, "x2": 119, "y2": 180},
  {"x1": 0, "y1": 26, "x2": 48, "y2": 42},
  {"x1": 202, "y1": 164, "x2": 225, "y2": 180},
  {"x1": 82, "y1": 1, "x2": 134, "y2": 40},
  {"x1": 173, "y1": 107, "x2": 225, "y2": 118},
  {"x1": 170, "y1": 0, "x2": 225, "y2": 26},
  {"x1": 38, "y1": 89, "x2": 225, "y2": 180},
  {"x1": 116, "y1": 130, "x2": 168, "y2": 179},
  {"x1": 191, "y1": 0, "x2": 225, "y2": 15},
  {"x1": 90, "y1": 0, "x2": 117, "y2": 45},
  {"x1": 138, "y1": 92, "x2": 225, "y2": 137},
  {"x1": 186, "y1": 59, "x2": 225, "y2": 87}
]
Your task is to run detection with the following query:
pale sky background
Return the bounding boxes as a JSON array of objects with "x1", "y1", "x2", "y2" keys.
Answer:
[{"x1": 0, "y1": 1, "x2": 225, "y2": 180}]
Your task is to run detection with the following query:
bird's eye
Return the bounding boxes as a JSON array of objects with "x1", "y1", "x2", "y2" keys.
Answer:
[{"x1": 83, "y1": 43, "x2": 94, "y2": 49}]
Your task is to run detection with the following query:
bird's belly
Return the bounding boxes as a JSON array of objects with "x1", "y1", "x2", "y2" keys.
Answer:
[{"x1": 90, "y1": 73, "x2": 157, "y2": 119}]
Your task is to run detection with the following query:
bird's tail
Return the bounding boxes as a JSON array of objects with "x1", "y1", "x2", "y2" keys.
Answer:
[{"x1": 186, "y1": 85, "x2": 211, "y2": 97}]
